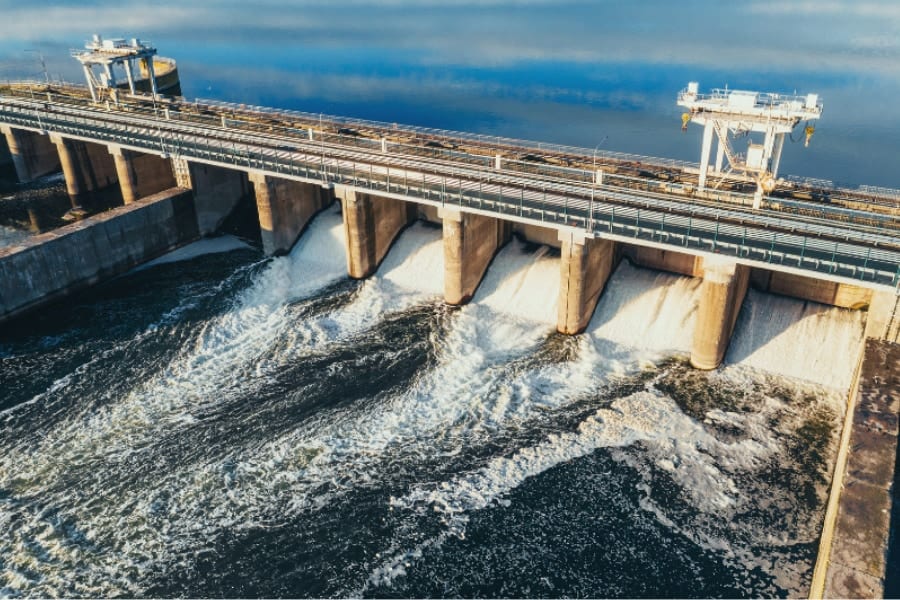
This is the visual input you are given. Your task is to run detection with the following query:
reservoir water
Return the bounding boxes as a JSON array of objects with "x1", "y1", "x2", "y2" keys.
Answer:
[{"x1": 0, "y1": 1, "x2": 892, "y2": 596}]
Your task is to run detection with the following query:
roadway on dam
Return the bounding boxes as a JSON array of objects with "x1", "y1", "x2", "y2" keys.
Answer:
[{"x1": 0, "y1": 85, "x2": 898, "y2": 289}]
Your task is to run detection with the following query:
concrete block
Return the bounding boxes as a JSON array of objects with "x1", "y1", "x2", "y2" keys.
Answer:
[
  {"x1": 443, "y1": 209, "x2": 508, "y2": 305},
  {"x1": 557, "y1": 235, "x2": 617, "y2": 334}
]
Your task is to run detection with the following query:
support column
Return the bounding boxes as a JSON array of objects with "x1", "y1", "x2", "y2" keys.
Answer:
[
  {"x1": 3, "y1": 126, "x2": 60, "y2": 183},
  {"x1": 698, "y1": 121, "x2": 714, "y2": 189},
  {"x1": 337, "y1": 186, "x2": 415, "y2": 279},
  {"x1": 51, "y1": 134, "x2": 85, "y2": 208},
  {"x1": 690, "y1": 257, "x2": 749, "y2": 370},
  {"x1": 110, "y1": 146, "x2": 138, "y2": 205},
  {"x1": 715, "y1": 138, "x2": 725, "y2": 173},
  {"x1": 771, "y1": 132, "x2": 785, "y2": 180},
  {"x1": 557, "y1": 230, "x2": 618, "y2": 335},
  {"x1": 440, "y1": 206, "x2": 510, "y2": 305},
  {"x1": 249, "y1": 172, "x2": 331, "y2": 255}
]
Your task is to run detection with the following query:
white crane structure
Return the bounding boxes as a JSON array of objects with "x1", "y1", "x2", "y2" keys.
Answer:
[
  {"x1": 72, "y1": 34, "x2": 159, "y2": 104},
  {"x1": 677, "y1": 81, "x2": 823, "y2": 209}
]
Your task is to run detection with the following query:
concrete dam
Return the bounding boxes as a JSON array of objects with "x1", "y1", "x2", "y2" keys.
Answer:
[{"x1": 0, "y1": 39, "x2": 899, "y2": 597}]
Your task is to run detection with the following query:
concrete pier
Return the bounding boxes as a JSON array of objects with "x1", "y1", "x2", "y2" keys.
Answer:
[
  {"x1": 2, "y1": 126, "x2": 60, "y2": 183},
  {"x1": 51, "y1": 135, "x2": 119, "y2": 208},
  {"x1": 810, "y1": 339, "x2": 900, "y2": 598},
  {"x1": 690, "y1": 257, "x2": 749, "y2": 370},
  {"x1": 440, "y1": 206, "x2": 510, "y2": 304},
  {"x1": 109, "y1": 145, "x2": 176, "y2": 205},
  {"x1": 337, "y1": 187, "x2": 415, "y2": 279},
  {"x1": 558, "y1": 231, "x2": 617, "y2": 334},
  {"x1": 0, "y1": 187, "x2": 199, "y2": 324},
  {"x1": 249, "y1": 172, "x2": 331, "y2": 255}
]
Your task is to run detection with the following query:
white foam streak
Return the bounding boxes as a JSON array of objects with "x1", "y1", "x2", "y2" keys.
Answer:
[{"x1": 135, "y1": 234, "x2": 252, "y2": 271}]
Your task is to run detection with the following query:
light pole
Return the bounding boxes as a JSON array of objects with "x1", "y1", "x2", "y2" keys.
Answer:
[
  {"x1": 24, "y1": 49, "x2": 49, "y2": 85},
  {"x1": 589, "y1": 138, "x2": 606, "y2": 232}
]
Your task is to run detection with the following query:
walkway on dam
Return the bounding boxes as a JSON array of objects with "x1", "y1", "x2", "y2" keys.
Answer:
[{"x1": 0, "y1": 82, "x2": 898, "y2": 290}]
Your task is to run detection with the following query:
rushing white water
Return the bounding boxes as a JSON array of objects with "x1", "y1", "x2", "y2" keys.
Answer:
[
  {"x1": 0, "y1": 211, "x2": 452, "y2": 597},
  {"x1": 726, "y1": 289, "x2": 866, "y2": 390},
  {"x1": 0, "y1": 226, "x2": 860, "y2": 597},
  {"x1": 136, "y1": 235, "x2": 253, "y2": 270}
]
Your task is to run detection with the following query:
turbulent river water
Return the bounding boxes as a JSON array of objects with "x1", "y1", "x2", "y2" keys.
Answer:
[{"x1": 0, "y1": 206, "x2": 866, "y2": 597}]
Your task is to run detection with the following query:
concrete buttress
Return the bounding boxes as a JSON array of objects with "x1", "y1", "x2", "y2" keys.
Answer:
[
  {"x1": 337, "y1": 186, "x2": 415, "y2": 279},
  {"x1": 249, "y1": 172, "x2": 332, "y2": 255},
  {"x1": 440, "y1": 206, "x2": 510, "y2": 305},
  {"x1": 690, "y1": 257, "x2": 749, "y2": 370},
  {"x1": 557, "y1": 230, "x2": 617, "y2": 335}
]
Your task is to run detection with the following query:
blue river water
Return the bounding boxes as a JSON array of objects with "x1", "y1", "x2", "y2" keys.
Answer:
[{"x1": 0, "y1": 2, "x2": 893, "y2": 597}]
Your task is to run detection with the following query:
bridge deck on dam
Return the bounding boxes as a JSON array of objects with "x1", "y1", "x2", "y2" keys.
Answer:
[{"x1": 0, "y1": 82, "x2": 898, "y2": 291}]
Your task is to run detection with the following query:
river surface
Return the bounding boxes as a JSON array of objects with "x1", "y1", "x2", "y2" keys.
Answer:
[
  {"x1": 0, "y1": 2, "x2": 887, "y2": 597},
  {"x1": 0, "y1": 207, "x2": 866, "y2": 597}
]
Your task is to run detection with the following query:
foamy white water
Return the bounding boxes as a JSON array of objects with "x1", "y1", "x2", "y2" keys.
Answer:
[
  {"x1": 0, "y1": 213, "x2": 451, "y2": 596},
  {"x1": 726, "y1": 290, "x2": 866, "y2": 390},
  {"x1": 588, "y1": 261, "x2": 701, "y2": 355},
  {"x1": 136, "y1": 235, "x2": 253, "y2": 270}
]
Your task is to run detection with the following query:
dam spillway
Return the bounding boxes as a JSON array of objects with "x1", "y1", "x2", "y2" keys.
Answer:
[
  {"x1": 0, "y1": 207, "x2": 872, "y2": 597},
  {"x1": 0, "y1": 52, "x2": 899, "y2": 596}
]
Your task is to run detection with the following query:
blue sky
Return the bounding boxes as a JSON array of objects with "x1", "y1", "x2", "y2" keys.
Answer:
[{"x1": 2, "y1": 0, "x2": 898, "y2": 186}]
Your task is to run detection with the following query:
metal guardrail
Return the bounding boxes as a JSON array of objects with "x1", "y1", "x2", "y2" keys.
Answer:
[
  {"x1": 6, "y1": 80, "x2": 900, "y2": 206},
  {"x1": 0, "y1": 88, "x2": 898, "y2": 287}
]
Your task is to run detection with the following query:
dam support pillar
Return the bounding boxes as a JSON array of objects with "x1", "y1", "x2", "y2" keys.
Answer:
[
  {"x1": 440, "y1": 206, "x2": 511, "y2": 305},
  {"x1": 2, "y1": 126, "x2": 60, "y2": 183},
  {"x1": 691, "y1": 257, "x2": 749, "y2": 370},
  {"x1": 51, "y1": 135, "x2": 120, "y2": 209},
  {"x1": 557, "y1": 230, "x2": 617, "y2": 335},
  {"x1": 109, "y1": 145, "x2": 176, "y2": 205},
  {"x1": 249, "y1": 172, "x2": 331, "y2": 255},
  {"x1": 864, "y1": 290, "x2": 900, "y2": 343},
  {"x1": 336, "y1": 186, "x2": 415, "y2": 279}
]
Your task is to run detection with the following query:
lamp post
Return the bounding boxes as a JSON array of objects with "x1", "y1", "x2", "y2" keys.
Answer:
[
  {"x1": 24, "y1": 49, "x2": 49, "y2": 85},
  {"x1": 589, "y1": 138, "x2": 606, "y2": 232}
]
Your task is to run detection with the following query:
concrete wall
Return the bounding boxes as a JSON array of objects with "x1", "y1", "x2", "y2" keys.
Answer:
[
  {"x1": 0, "y1": 187, "x2": 199, "y2": 324},
  {"x1": 750, "y1": 269, "x2": 873, "y2": 309},
  {"x1": 111, "y1": 146, "x2": 176, "y2": 204},
  {"x1": 2, "y1": 126, "x2": 60, "y2": 183},
  {"x1": 514, "y1": 223, "x2": 563, "y2": 249},
  {"x1": 441, "y1": 207, "x2": 510, "y2": 304},
  {"x1": 249, "y1": 172, "x2": 331, "y2": 255},
  {"x1": 864, "y1": 291, "x2": 900, "y2": 342},
  {"x1": 623, "y1": 244, "x2": 703, "y2": 277},
  {"x1": 691, "y1": 258, "x2": 750, "y2": 370},
  {"x1": 186, "y1": 162, "x2": 252, "y2": 236},
  {"x1": 338, "y1": 187, "x2": 416, "y2": 279},
  {"x1": 813, "y1": 339, "x2": 900, "y2": 598},
  {"x1": 558, "y1": 232, "x2": 618, "y2": 334}
]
